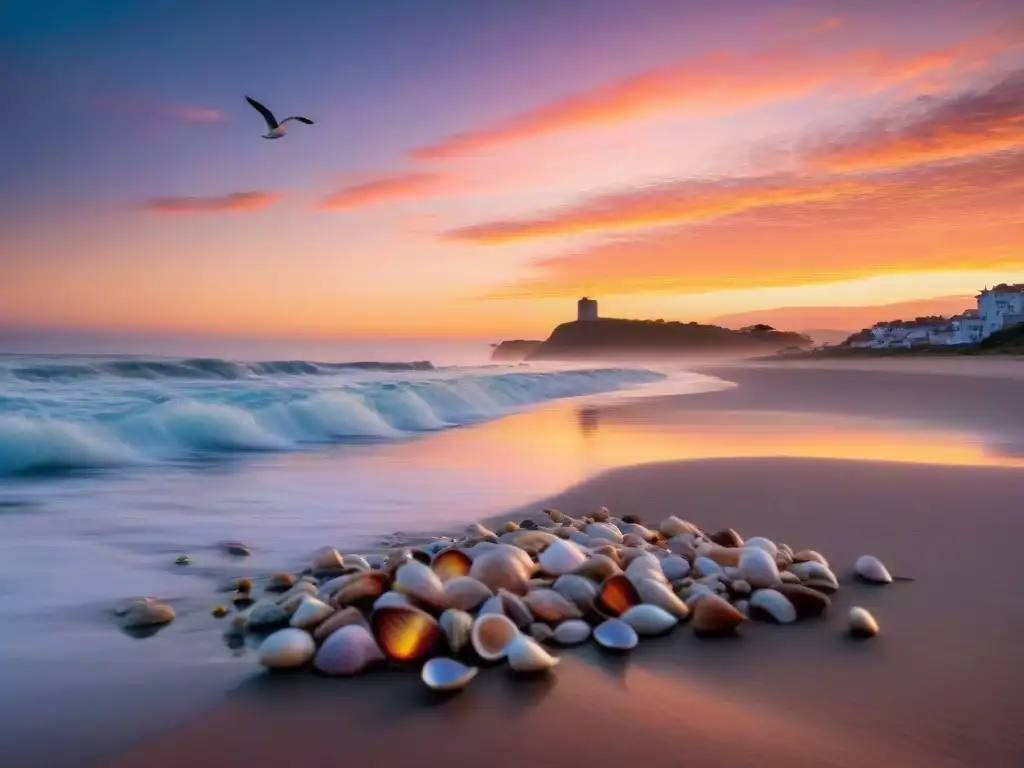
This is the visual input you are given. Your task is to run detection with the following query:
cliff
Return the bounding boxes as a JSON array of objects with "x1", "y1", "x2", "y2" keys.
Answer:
[
  {"x1": 490, "y1": 339, "x2": 543, "y2": 361},
  {"x1": 515, "y1": 319, "x2": 810, "y2": 361}
]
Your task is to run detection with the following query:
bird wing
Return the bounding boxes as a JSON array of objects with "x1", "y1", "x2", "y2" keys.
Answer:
[
  {"x1": 245, "y1": 96, "x2": 278, "y2": 129},
  {"x1": 280, "y1": 116, "x2": 314, "y2": 125}
]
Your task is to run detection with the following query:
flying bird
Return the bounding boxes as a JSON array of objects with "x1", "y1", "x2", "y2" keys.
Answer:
[{"x1": 245, "y1": 95, "x2": 314, "y2": 139}]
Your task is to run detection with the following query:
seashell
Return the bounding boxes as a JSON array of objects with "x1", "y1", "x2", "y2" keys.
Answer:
[
  {"x1": 620, "y1": 604, "x2": 678, "y2": 636},
  {"x1": 621, "y1": 533, "x2": 647, "y2": 548},
  {"x1": 523, "y1": 589, "x2": 583, "y2": 623},
  {"x1": 393, "y1": 561, "x2": 446, "y2": 606},
  {"x1": 596, "y1": 573, "x2": 641, "y2": 616},
  {"x1": 592, "y1": 507, "x2": 611, "y2": 522},
  {"x1": 544, "y1": 508, "x2": 570, "y2": 524},
  {"x1": 567, "y1": 530, "x2": 592, "y2": 547},
  {"x1": 538, "y1": 538, "x2": 587, "y2": 576},
  {"x1": 311, "y1": 546, "x2": 344, "y2": 573},
  {"x1": 775, "y1": 549, "x2": 794, "y2": 569},
  {"x1": 619, "y1": 522, "x2": 657, "y2": 542},
  {"x1": 694, "y1": 556, "x2": 723, "y2": 577},
  {"x1": 503, "y1": 521, "x2": 520, "y2": 533},
  {"x1": 696, "y1": 543, "x2": 743, "y2": 567},
  {"x1": 289, "y1": 596, "x2": 334, "y2": 630},
  {"x1": 471, "y1": 613, "x2": 520, "y2": 661},
  {"x1": 730, "y1": 579, "x2": 752, "y2": 597},
  {"x1": 593, "y1": 618, "x2": 639, "y2": 651},
  {"x1": 626, "y1": 559, "x2": 666, "y2": 588},
  {"x1": 468, "y1": 549, "x2": 533, "y2": 595},
  {"x1": 790, "y1": 561, "x2": 839, "y2": 593},
  {"x1": 465, "y1": 522, "x2": 498, "y2": 542},
  {"x1": 438, "y1": 608, "x2": 473, "y2": 653},
  {"x1": 363, "y1": 553, "x2": 388, "y2": 569},
  {"x1": 793, "y1": 549, "x2": 829, "y2": 567},
  {"x1": 666, "y1": 534, "x2": 698, "y2": 559},
  {"x1": 502, "y1": 529, "x2": 559, "y2": 554},
  {"x1": 780, "y1": 571, "x2": 801, "y2": 584},
  {"x1": 442, "y1": 576, "x2": 493, "y2": 612},
  {"x1": 383, "y1": 548, "x2": 413, "y2": 575},
  {"x1": 344, "y1": 554, "x2": 372, "y2": 572},
  {"x1": 684, "y1": 584, "x2": 716, "y2": 609},
  {"x1": 660, "y1": 555, "x2": 691, "y2": 581},
  {"x1": 422, "y1": 657, "x2": 479, "y2": 692},
  {"x1": 313, "y1": 624, "x2": 384, "y2": 675},
  {"x1": 774, "y1": 584, "x2": 830, "y2": 618},
  {"x1": 373, "y1": 590, "x2": 410, "y2": 610},
  {"x1": 313, "y1": 606, "x2": 368, "y2": 642},
  {"x1": 276, "y1": 580, "x2": 318, "y2": 605},
  {"x1": 370, "y1": 605, "x2": 441, "y2": 662},
  {"x1": 743, "y1": 537, "x2": 778, "y2": 558},
  {"x1": 529, "y1": 622, "x2": 555, "y2": 643},
  {"x1": 573, "y1": 554, "x2": 622, "y2": 582},
  {"x1": 505, "y1": 633, "x2": 559, "y2": 673},
  {"x1": 331, "y1": 571, "x2": 390, "y2": 608},
  {"x1": 708, "y1": 528, "x2": 744, "y2": 548},
  {"x1": 739, "y1": 547, "x2": 781, "y2": 589},
  {"x1": 553, "y1": 619, "x2": 591, "y2": 646},
  {"x1": 265, "y1": 573, "x2": 295, "y2": 593},
  {"x1": 848, "y1": 607, "x2": 878, "y2": 638},
  {"x1": 257, "y1": 628, "x2": 316, "y2": 669},
  {"x1": 585, "y1": 522, "x2": 623, "y2": 543},
  {"x1": 636, "y1": 578, "x2": 690, "y2": 620},
  {"x1": 553, "y1": 574, "x2": 599, "y2": 609},
  {"x1": 748, "y1": 589, "x2": 797, "y2": 624},
  {"x1": 659, "y1": 516, "x2": 701, "y2": 538},
  {"x1": 722, "y1": 566, "x2": 742, "y2": 580},
  {"x1": 317, "y1": 573, "x2": 358, "y2": 601},
  {"x1": 430, "y1": 548, "x2": 472, "y2": 581},
  {"x1": 691, "y1": 595, "x2": 746, "y2": 637},
  {"x1": 245, "y1": 601, "x2": 289, "y2": 630},
  {"x1": 854, "y1": 555, "x2": 892, "y2": 584},
  {"x1": 587, "y1": 544, "x2": 623, "y2": 563}
]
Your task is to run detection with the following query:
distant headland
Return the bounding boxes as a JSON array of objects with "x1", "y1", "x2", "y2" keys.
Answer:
[{"x1": 491, "y1": 298, "x2": 811, "y2": 361}]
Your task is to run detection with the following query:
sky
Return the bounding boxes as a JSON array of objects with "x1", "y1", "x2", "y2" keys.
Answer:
[{"x1": 1, "y1": 0, "x2": 1023, "y2": 340}]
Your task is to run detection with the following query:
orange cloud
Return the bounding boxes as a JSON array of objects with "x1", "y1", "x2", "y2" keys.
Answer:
[
  {"x1": 318, "y1": 172, "x2": 455, "y2": 210},
  {"x1": 711, "y1": 295, "x2": 977, "y2": 331},
  {"x1": 144, "y1": 191, "x2": 284, "y2": 213},
  {"x1": 808, "y1": 70, "x2": 1024, "y2": 172},
  {"x1": 484, "y1": 150, "x2": 1024, "y2": 298},
  {"x1": 412, "y1": 32, "x2": 1007, "y2": 161}
]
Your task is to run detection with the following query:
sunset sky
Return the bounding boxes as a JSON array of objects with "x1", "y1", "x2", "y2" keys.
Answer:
[{"x1": 2, "y1": 0, "x2": 1023, "y2": 339}]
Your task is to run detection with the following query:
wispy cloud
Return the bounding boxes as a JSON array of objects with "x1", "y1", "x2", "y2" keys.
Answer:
[
  {"x1": 143, "y1": 191, "x2": 284, "y2": 213},
  {"x1": 167, "y1": 105, "x2": 226, "y2": 123},
  {"x1": 711, "y1": 295, "x2": 977, "y2": 331},
  {"x1": 412, "y1": 31, "x2": 1008, "y2": 161},
  {"x1": 317, "y1": 172, "x2": 455, "y2": 211}
]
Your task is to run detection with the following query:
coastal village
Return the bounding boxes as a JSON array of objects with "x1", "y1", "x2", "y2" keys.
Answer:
[{"x1": 845, "y1": 283, "x2": 1024, "y2": 349}]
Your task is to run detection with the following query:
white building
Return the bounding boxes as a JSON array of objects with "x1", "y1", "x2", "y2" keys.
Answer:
[
  {"x1": 950, "y1": 311, "x2": 984, "y2": 345},
  {"x1": 977, "y1": 284, "x2": 1024, "y2": 337},
  {"x1": 577, "y1": 297, "x2": 599, "y2": 321}
]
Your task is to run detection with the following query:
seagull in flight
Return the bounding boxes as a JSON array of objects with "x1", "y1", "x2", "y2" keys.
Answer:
[{"x1": 245, "y1": 95, "x2": 314, "y2": 139}]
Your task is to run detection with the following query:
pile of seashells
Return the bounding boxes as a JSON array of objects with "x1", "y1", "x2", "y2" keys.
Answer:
[{"x1": 223, "y1": 509, "x2": 897, "y2": 692}]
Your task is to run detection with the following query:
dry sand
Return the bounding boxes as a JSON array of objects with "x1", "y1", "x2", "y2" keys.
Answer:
[{"x1": 107, "y1": 457, "x2": 1024, "y2": 768}]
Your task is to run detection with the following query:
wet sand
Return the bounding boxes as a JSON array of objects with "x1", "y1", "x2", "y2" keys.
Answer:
[{"x1": 107, "y1": 456, "x2": 1024, "y2": 768}]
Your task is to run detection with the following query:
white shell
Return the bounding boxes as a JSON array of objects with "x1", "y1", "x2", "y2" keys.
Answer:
[
  {"x1": 749, "y1": 589, "x2": 797, "y2": 624},
  {"x1": 373, "y1": 591, "x2": 410, "y2": 610},
  {"x1": 523, "y1": 589, "x2": 583, "y2": 623},
  {"x1": 848, "y1": 606, "x2": 879, "y2": 637},
  {"x1": 421, "y1": 657, "x2": 479, "y2": 691},
  {"x1": 739, "y1": 547, "x2": 781, "y2": 589},
  {"x1": 538, "y1": 539, "x2": 587, "y2": 575},
  {"x1": 442, "y1": 576, "x2": 493, "y2": 611},
  {"x1": 289, "y1": 596, "x2": 334, "y2": 629},
  {"x1": 552, "y1": 574, "x2": 599, "y2": 608},
  {"x1": 635, "y1": 578, "x2": 690, "y2": 619},
  {"x1": 660, "y1": 555, "x2": 691, "y2": 581},
  {"x1": 743, "y1": 537, "x2": 778, "y2": 558},
  {"x1": 311, "y1": 546, "x2": 344, "y2": 572},
  {"x1": 593, "y1": 618, "x2": 639, "y2": 650},
  {"x1": 468, "y1": 549, "x2": 532, "y2": 595},
  {"x1": 471, "y1": 613, "x2": 520, "y2": 661},
  {"x1": 313, "y1": 624, "x2": 384, "y2": 675},
  {"x1": 393, "y1": 561, "x2": 446, "y2": 605},
  {"x1": 504, "y1": 634, "x2": 560, "y2": 673},
  {"x1": 257, "y1": 628, "x2": 316, "y2": 669},
  {"x1": 693, "y1": 556, "x2": 723, "y2": 577},
  {"x1": 620, "y1": 604, "x2": 678, "y2": 636},
  {"x1": 586, "y1": 522, "x2": 624, "y2": 543},
  {"x1": 626, "y1": 556, "x2": 666, "y2": 586},
  {"x1": 553, "y1": 619, "x2": 592, "y2": 646},
  {"x1": 854, "y1": 555, "x2": 892, "y2": 584}
]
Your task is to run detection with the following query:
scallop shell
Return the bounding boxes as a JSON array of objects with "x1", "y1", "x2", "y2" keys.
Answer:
[
  {"x1": 659, "y1": 516, "x2": 702, "y2": 538},
  {"x1": 553, "y1": 619, "x2": 592, "y2": 646},
  {"x1": 552, "y1": 574, "x2": 599, "y2": 609},
  {"x1": 538, "y1": 539, "x2": 587, "y2": 576},
  {"x1": 289, "y1": 596, "x2": 335, "y2": 630},
  {"x1": 620, "y1": 603, "x2": 678, "y2": 636},
  {"x1": 431, "y1": 548, "x2": 472, "y2": 581},
  {"x1": 586, "y1": 522, "x2": 624, "y2": 543},
  {"x1": 739, "y1": 547, "x2": 781, "y2": 589},
  {"x1": 422, "y1": 657, "x2": 479, "y2": 692},
  {"x1": 471, "y1": 613, "x2": 520, "y2": 661},
  {"x1": 522, "y1": 589, "x2": 583, "y2": 623},
  {"x1": 370, "y1": 605, "x2": 441, "y2": 662},
  {"x1": 313, "y1": 624, "x2": 384, "y2": 676},
  {"x1": 468, "y1": 549, "x2": 532, "y2": 595},
  {"x1": 660, "y1": 555, "x2": 691, "y2": 582},
  {"x1": 313, "y1": 606, "x2": 367, "y2": 642},
  {"x1": 593, "y1": 618, "x2": 638, "y2": 651},
  {"x1": 442, "y1": 576, "x2": 493, "y2": 612},
  {"x1": 504, "y1": 634, "x2": 559, "y2": 673},
  {"x1": 748, "y1": 589, "x2": 797, "y2": 624},
  {"x1": 848, "y1": 606, "x2": 879, "y2": 638},
  {"x1": 311, "y1": 546, "x2": 344, "y2": 573},
  {"x1": 573, "y1": 554, "x2": 622, "y2": 582},
  {"x1": 438, "y1": 608, "x2": 473, "y2": 653},
  {"x1": 774, "y1": 584, "x2": 830, "y2": 618},
  {"x1": 257, "y1": 628, "x2": 316, "y2": 669},
  {"x1": 596, "y1": 573, "x2": 641, "y2": 617},
  {"x1": 854, "y1": 555, "x2": 892, "y2": 584},
  {"x1": 635, "y1": 578, "x2": 690, "y2": 620},
  {"x1": 743, "y1": 537, "x2": 778, "y2": 558},
  {"x1": 691, "y1": 594, "x2": 746, "y2": 637}
]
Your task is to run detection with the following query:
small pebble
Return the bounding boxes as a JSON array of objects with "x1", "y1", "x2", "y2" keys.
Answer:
[
  {"x1": 212, "y1": 605, "x2": 229, "y2": 618},
  {"x1": 174, "y1": 555, "x2": 191, "y2": 566}
]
